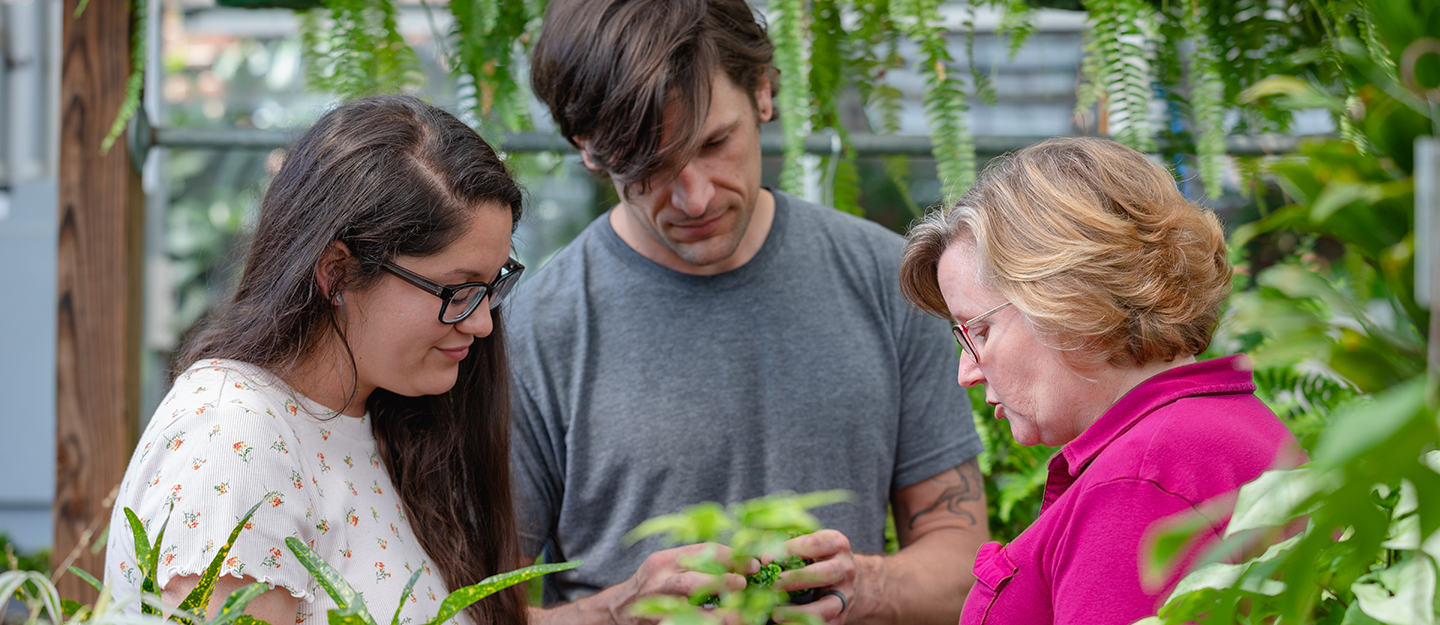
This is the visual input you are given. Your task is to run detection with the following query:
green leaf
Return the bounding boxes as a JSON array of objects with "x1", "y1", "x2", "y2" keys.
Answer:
[
  {"x1": 428, "y1": 561, "x2": 581, "y2": 625},
  {"x1": 624, "y1": 502, "x2": 732, "y2": 546},
  {"x1": 285, "y1": 536, "x2": 377, "y2": 625},
  {"x1": 1351, "y1": 554, "x2": 1438, "y2": 625},
  {"x1": 391, "y1": 566, "x2": 424, "y2": 625},
  {"x1": 1226, "y1": 469, "x2": 1328, "y2": 538},
  {"x1": 1310, "y1": 182, "x2": 1386, "y2": 222},
  {"x1": 123, "y1": 507, "x2": 153, "y2": 579},
  {"x1": 61, "y1": 598, "x2": 87, "y2": 619},
  {"x1": 68, "y1": 566, "x2": 103, "y2": 592},
  {"x1": 1312, "y1": 377, "x2": 1428, "y2": 470},
  {"x1": 207, "y1": 583, "x2": 271, "y2": 625},
  {"x1": 182, "y1": 499, "x2": 265, "y2": 620},
  {"x1": 232, "y1": 617, "x2": 272, "y2": 625}
]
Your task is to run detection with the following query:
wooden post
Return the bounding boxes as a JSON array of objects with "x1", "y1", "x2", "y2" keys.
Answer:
[{"x1": 54, "y1": 0, "x2": 143, "y2": 601}]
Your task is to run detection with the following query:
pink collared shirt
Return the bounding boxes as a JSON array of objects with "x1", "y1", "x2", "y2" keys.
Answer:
[{"x1": 961, "y1": 355, "x2": 1304, "y2": 625}]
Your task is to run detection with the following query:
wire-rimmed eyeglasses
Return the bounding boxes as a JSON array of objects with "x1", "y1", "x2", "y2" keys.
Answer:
[
  {"x1": 380, "y1": 258, "x2": 525, "y2": 324},
  {"x1": 953, "y1": 302, "x2": 1013, "y2": 365}
]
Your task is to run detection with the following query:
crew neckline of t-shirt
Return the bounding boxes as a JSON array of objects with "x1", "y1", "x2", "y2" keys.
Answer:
[
  {"x1": 595, "y1": 186, "x2": 790, "y2": 290},
  {"x1": 183, "y1": 358, "x2": 374, "y2": 441}
]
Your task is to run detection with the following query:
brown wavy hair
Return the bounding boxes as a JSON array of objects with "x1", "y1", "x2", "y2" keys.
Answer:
[
  {"x1": 900, "y1": 137, "x2": 1232, "y2": 368},
  {"x1": 177, "y1": 95, "x2": 526, "y2": 624},
  {"x1": 529, "y1": 0, "x2": 777, "y2": 195}
]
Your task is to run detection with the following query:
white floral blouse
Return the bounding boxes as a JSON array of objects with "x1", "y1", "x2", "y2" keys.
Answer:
[{"x1": 104, "y1": 359, "x2": 469, "y2": 625}]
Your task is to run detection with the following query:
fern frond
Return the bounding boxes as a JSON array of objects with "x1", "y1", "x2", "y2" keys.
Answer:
[
  {"x1": 301, "y1": 0, "x2": 424, "y2": 101},
  {"x1": 1083, "y1": 0, "x2": 1158, "y2": 152},
  {"x1": 893, "y1": 0, "x2": 974, "y2": 201},
  {"x1": 450, "y1": 0, "x2": 543, "y2": 134},
  {"x1": 102, "y1": 0, "x2": 147, "y2": 154},
  {"x1": 1183, "y1": 0, "x2": 1226, "y2": 200},
  {"x1": 772, "y1": 0, "x2": 812, "y2": 196},
  {"x1": 810, "y1": 0, "x2": 859, "y2": 214},
  {"x1": 962, "y1": 3, "x2": 997, "y2": 108},
  {"x1": 1074, "y1": 27, "x2": 1105, "y2": 125},
  {"x1": 997, "y1": 0, "x2": 1037, "y2": 60}
]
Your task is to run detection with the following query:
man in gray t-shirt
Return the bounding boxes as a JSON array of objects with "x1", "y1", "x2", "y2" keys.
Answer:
[{"x1": 511, "y1": 1, "x2": 988, "y2": 624}]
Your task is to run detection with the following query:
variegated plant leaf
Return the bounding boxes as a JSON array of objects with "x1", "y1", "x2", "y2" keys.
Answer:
[
  {"x1": 181, "y1": 499, "x2": 265, "y2": 620},
  {"x1": 391, "y1": 566, "x2": 425, "y2": 625},
  {"x1": 428, "y1": 562, "x2": 581, "y2": 625},
  {"x1": 285, "y1": 536, "x2": 376, "y2": 625},
  {"x1": 206, "y1": 582, "x2": 270, "y2": 625}
]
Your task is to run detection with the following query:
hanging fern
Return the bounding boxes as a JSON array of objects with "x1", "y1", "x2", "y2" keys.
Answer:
[
  {"x1": 893, "y1": 0, "x2": 975, "y2": 202},
  {"x1": 1081, "y1": 0, "x2": 1158, "y2": 152},
  {"x1": 772, "y1": 0, "x2": 812, "y2": 196},
  {"x1": 809, "y1": 0, "x2": 862, "y2": 215},
  {"x1": 997, "y1": 0, "x2": 1039, "y2": 60},
  {"x1": 299, "y1": 0, "x2": 424, "y2": 101},
  {"x1": 450, "y1": 0, "x2": 545, "y2": 135},
  {"x1": 1182, "y1": 0, "x2": 1226, "y2": 200},
  {"x1": 962, "y1": 3, "x2": 998, "y2": 108},
  {"x1": 101, "y1": 0, "x2": 148, "y2": 154}
]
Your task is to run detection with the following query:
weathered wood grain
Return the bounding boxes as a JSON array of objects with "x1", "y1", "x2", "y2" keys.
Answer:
[{"x1": 54, "y1": 0, "x2": 143, "y2": 602}]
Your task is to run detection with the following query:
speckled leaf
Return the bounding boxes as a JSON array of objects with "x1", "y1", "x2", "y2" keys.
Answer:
[
  {"x1": 428, "y1": 562, "x2": 581, "y2": 625},
  {"x1": 123, "y1": 508, "x2": 153, "y2": 579},
  {"x1": 232, "y1": 616, "x2": 270, "y2": 625},
  {"x1": 138, "y1": 507, "x2": 175, "y2": 615},
  {"x1": 69, "y1": 566, "x2": 103, "y2": 592},
  {"x1": 286, "y1": 536, "x2": 376, "y2": 625},
  {"x1": 206, "y1": 582, "x2": 270, "y2": 625},
  {"x1": 390, "y1": 566, "x2": 425, "y2": 625},
  {"x1": 327, "y1": 601, "x2": 372, "y2": 625},
  {"x1": 182, "y1": 499, "x2": 265, "y2": 619}
]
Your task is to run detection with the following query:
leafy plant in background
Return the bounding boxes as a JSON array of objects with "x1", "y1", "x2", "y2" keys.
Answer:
[
  {"x1": 1133, "y1": 0, "x2": 1440, "y2": 620},
  {"x1": 3, "y1": 501, "x2": 577, "y2": 625},
  {"x1": 622, "y1": 490, "x2": 852, "y2": 625}
]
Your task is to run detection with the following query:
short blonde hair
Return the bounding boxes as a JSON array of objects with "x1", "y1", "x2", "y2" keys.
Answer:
[{"x1": 900, "y1": 137, "x2": 1231, "y2": 368}]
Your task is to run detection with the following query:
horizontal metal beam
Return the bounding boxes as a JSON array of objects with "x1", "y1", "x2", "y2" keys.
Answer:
[{"x1": 143, "y1": 125, "x2": 1310, "y2": 157}]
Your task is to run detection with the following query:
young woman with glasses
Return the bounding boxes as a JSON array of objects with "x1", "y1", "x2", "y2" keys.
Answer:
[
  {"x1": 105, "y1": 95, "x2": 528, "y2": 625},
  {"x1": 900, "y1": 137, "x2": 1304, "y2": 625}
]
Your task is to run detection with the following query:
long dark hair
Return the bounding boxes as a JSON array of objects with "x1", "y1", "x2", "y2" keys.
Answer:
[{"x1": 178, "y1": 95, "x2": 526, "y2": 624}]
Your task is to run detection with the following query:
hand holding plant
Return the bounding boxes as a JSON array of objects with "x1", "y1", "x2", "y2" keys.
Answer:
[{"x1": 622, "y1": 490, "x2": 853, "y2": 625}]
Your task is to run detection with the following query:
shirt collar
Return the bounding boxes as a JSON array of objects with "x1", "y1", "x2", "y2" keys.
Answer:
[{"x1": 1042, "y1": 354, "x2": 1258, "y2": 507}]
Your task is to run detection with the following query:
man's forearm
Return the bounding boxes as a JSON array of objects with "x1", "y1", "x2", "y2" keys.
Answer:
[
  {"x1": 528, "y1": 582, "x2": 637, "y2": 625},
  {"x1": 847, "y1": 528, "x2": 984, "y2": 625}
]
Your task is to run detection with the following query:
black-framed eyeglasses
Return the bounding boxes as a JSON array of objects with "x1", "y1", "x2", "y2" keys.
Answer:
[
  {"x1": 380, "y1": 258, "x2": 525, "y2": 324},
  {"x1": 953, "y1": 302, "x2": 1013, "y2": 365}
]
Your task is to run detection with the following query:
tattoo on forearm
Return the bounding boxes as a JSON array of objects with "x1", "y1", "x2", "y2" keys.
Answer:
[{"x1": 908, "y1": 460, "x2": 983, "y2": 529}]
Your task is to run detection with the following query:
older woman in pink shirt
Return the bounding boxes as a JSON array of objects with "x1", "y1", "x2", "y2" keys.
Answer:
[{"x1": 899, "y1": 137, "x2": 1302, "y2": 625}]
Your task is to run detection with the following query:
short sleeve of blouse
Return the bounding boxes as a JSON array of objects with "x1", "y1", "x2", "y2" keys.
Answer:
[{"x1": 112, "y1": 367, "x2": 319, "y2": 600}]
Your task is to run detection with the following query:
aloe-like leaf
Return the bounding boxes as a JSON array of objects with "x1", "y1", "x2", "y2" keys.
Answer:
[
  {"x1": 181, "y1": 499, "x2": 265, "y2": 619},
  {"x1": 70, "y1": 566, "x2": 104, "y2": 592},
  {"x1": 206, "y1": 582, "x2": 270, "y2": 625},
  {"x1": 391, "y1": 567, "x2": 425, "y2": 625},
  {"x1": 139, "y1": 507, "x2": 175, "y2": 615},
  {"x1": 428, "y1": 562, "x2": 581, "y2": 625},
  {"x1": 123, "y1": 508, "x2": 153, "y2": 579},
  {"x1": 285, "y1": 537, "x2": 376, "y2": 625}
]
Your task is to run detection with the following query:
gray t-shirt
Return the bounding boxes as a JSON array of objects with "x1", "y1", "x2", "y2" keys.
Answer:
[{"x1": 506, "y1": 190, "x2": 982, "y2": 602}]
